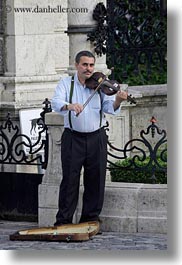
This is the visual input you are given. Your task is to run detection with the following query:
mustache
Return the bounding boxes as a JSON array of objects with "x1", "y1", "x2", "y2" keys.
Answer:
[{"x1": 84, "y1": 71, "x2": 92, "y2": 74}]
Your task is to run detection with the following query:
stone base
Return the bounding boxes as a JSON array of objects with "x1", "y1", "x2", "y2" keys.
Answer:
[
  {"x1": 138, "y1": 217, "x2": 167, "y2": 234},
  {"x1": 38, "y1": 177, "x2": 167, "y2": 233},
  {"x1": 76, "y1": 182, "x2": 167, "y2": 234}
]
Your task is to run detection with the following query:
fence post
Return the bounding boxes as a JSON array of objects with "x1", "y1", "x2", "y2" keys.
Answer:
[{"x1": 38, "y1": 112, "x2": 64, "y2": 226}]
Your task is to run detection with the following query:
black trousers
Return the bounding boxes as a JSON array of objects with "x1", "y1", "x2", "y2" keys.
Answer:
[{"x1": 55, "y1": 127, "x2": 108, "y2": 225}]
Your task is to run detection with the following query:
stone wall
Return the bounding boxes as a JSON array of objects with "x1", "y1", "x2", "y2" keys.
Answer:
[
  {"x1": 106, "y1": 84, "x2": 167, "y2": 150},
  {"x1": 76, "y1": 182, "x2": 167, "y2": 233}
]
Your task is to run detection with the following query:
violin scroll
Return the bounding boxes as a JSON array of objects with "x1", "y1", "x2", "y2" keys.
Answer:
[{"x1": 127, "y1": 94, "x2": 136, "y2": 104}]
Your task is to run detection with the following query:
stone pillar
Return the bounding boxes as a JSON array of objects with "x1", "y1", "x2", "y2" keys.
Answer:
[
  {"x1": 0, "y1": 0, "x2": 5, "y2": 76},
  {"x1": 67, "y1": 0, "x2": 109, "y2": 75},
  {"x1": 39, "y1": 112, "x2": 64, "y2": 226},
  {"x1": 0, "y1": 0, "x2": 69, "y2": 112}
]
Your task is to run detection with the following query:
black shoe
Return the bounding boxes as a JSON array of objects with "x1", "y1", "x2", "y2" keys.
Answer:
[
  {"x1": 97, "y1": 217, "x2": 102, "y2": 224},
  {"x1": 79, "y1": 217, "x2": 102, "y2": 224},
  {"x1": 54, "y1": 222, "x2": 63, "y2": 227}
]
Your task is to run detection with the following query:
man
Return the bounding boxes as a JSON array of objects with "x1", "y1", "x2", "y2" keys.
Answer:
[{"x1": 52, "y1": 50, "x2": 127, "y2": 226}]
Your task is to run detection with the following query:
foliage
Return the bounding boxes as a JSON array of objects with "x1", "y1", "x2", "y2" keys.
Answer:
[
  {"x1": 109, "y1": 62, "x2": 167, "y2": 86},
  {"x1": 109, "y1": 156, "x2": 167, "y2": 184},
  {"x1": 106, "y1": 0, "x2": 167, "y2": 85}
]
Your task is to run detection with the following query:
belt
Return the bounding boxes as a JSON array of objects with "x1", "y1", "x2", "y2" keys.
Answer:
[{"x1": 65, "y1": 127, "x2": 104, "y2": 137}]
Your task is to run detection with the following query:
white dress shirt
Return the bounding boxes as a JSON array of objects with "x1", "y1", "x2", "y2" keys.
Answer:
[{"x1": 51, "y1": 73, "x2": 120, "y2": 132}]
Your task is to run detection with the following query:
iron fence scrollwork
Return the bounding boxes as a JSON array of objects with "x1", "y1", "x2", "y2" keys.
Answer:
[
  {"x1": 0, "y1": 98, "x2": 52, "y2": 169},
  {"x1": 106, "y1": 116, "x2": 167, "y2": 183},
  {"x1": 0, "y1": 99, "x2": 167, "y2": 183}
]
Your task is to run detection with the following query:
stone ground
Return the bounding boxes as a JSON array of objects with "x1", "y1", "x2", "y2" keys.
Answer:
[{"x1": 0, "y1": 220, "x2": 167, "y2": 251}]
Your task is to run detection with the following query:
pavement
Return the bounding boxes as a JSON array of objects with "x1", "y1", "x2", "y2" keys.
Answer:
[{"x1": 0, "y1": 220, "x2": 167, "y2": 251}]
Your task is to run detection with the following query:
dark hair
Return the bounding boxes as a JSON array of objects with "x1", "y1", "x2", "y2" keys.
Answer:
[{"x1": 75, "y1": 50, "x2": 95, "y2": 64}]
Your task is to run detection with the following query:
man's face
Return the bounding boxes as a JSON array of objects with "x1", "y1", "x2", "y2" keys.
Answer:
[{"x1": 75, "y1": 56, "x2": 95, "y2": 81}]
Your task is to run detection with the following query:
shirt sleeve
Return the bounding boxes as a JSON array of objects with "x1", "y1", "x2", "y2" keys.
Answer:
[
  {"x1": 51, "y1": 78, "x2": 70, "y2": 115},
  {"x1": 101, "y1": 92, "x2": 120, "y2": 115}
]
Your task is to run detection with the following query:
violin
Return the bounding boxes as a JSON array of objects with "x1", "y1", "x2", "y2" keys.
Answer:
[
  {"x1": 76, "y1": 72, "x2": 136, "y2": 116},
  {"x1": 85, "y1": 72, "x2": 120, "y2": 96}
]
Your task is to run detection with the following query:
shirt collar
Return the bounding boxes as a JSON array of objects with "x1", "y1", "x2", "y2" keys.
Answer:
[{"x1": 75, "y1": 72, "x2": 86, "y2": 88}]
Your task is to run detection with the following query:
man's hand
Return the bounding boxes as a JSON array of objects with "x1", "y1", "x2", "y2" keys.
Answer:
[
  {"x1": 67, "y1": 103, "x2": 83, "y2": 114},
  {"x1": 113, "y1": 90, "x2": 128, "y2": 110},
  {"x1": 116, "y1": 90, "x2": 128, "y2": 101}
]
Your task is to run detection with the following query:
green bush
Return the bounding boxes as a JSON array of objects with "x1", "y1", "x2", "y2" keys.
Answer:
[
  {"x1": 109, "y1": 156, "x2": 167, "y2": 184},
  {"x1": 106, "y1": 1, "x2": 167, "y2": 86},
  {"x1": 110, "y1": 63, "x2": 167, "y2": 86}
]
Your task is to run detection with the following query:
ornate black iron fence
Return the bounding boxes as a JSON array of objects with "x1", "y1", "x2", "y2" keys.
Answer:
[
  {"x1": 1, "y1": 100, "x2": 167, "y2": 183},
  {"x1": 106, "y1": 116, "x2": 167, "y2": 183},
  {"x1": 0, "y1": 99, "x2": 52, "y2": 169},
  {"x1": 88, "y1": 0, "x2": 167, "y2": 84}
]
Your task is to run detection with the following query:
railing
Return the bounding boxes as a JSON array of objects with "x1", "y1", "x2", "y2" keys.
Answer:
[
  {"x1": 1, "y1": 99, "x2": 167, "y2": 183},
  {"x1": 105, "y1": 116, "x2": 167, "y2": 183},
  {"x1": 0, "y1": 99, "x2": 52, "y2": 169}
]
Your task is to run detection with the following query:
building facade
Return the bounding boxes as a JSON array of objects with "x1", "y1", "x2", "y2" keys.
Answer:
[{"x1": 0, "y1": 1, "x2": 167, "y2": 231}]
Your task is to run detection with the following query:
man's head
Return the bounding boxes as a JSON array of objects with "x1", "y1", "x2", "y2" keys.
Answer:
[{"x1": 75, "y1": 51, "x2": 95, "y2": 84}]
